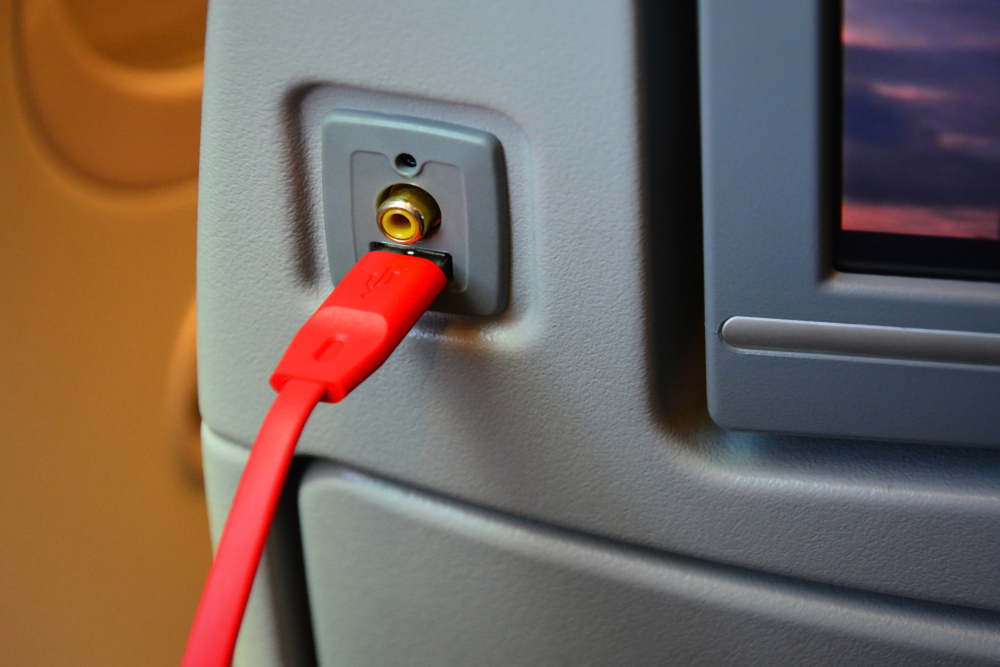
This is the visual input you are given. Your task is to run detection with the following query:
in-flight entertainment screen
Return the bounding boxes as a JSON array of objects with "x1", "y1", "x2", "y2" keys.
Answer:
[{"x1": 836, "y1": 0, "x2": 1000, "y2": 280}]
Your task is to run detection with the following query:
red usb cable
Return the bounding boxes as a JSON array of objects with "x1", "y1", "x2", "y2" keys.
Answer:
[{"x1": 181, "y1": 250, "x2": 447, "y2": 667}]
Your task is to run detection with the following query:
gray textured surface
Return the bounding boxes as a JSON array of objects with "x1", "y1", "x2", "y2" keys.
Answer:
[
  {"x1": 300, "y1": 460, "x2": 1000, "y2": 667},
  {"x1": 323, "y1": 110, "x2": 508, "y2": 315},
  {"x1": 699, "y1": 0, "x2": 1000, "y2": 444},
  {"x1": 198, "y1": 0, "x2": 1000, "y2": 654}
]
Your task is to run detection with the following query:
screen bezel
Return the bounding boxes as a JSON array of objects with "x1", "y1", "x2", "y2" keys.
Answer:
[
  {"x1": 699, "y1": 0, "x2": 1000, "y2": 446},
  {"x1": 836, "y1": 231, "x2": 1000, "y2": 281}
]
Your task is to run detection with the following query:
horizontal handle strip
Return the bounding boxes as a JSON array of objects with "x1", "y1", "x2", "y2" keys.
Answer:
[{"x1": 720, "y1": 317, "x2": 1000, "y2": 367}]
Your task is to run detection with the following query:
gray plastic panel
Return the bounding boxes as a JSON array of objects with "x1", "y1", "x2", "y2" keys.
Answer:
[
  {"x1": 299, "y1": 461, "x2": 1000, "y2": 667},
  {"x1": 708, "y1": 338, "x2": 1000, "y2": 444},
  {"x1": 323, "y1": 110, "x2": 509, "y2": 316},
  {"x1": 699, "y1": 0, "x2": 1000, "y2": 444},
  {"x1": 198, "y1": 0, "x2": 1000, "y2": 632}
]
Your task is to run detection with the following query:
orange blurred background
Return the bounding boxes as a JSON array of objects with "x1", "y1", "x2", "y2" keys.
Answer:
[{"x1": 1, "y1": 0, "x2": 210, "y2": 664}]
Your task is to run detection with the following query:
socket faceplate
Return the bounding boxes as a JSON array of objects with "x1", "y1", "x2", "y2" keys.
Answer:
[{"x1": 322, "y1": 110, "x2": 509, "y2": 316}]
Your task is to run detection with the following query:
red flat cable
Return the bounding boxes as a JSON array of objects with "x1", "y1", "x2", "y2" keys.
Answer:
[{"x1": 181, "y1": 250, "x2": 447, "y2": 667}]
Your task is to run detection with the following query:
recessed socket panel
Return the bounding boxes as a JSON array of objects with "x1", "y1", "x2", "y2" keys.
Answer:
[{"x1": 322, "y1": 110, "x2": 509, "y2": 316}]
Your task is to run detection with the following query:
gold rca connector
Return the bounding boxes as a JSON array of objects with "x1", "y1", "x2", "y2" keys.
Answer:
[{"x1": 376, "y1": 184, "x2": 441, "y2": 245}]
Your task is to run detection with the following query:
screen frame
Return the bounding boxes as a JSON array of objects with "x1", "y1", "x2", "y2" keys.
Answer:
[
  {"x1": 836, "y1": 231, "x2": 1000, "y2": 282},
  {"x1": 699, "y1": 0, "x2": 1000, "y2": 446}
]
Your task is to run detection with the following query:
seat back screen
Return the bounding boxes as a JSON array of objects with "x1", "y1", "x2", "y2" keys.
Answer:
[{"x1": 837, "y1": 0, "x2": 1000, "y2": 281}]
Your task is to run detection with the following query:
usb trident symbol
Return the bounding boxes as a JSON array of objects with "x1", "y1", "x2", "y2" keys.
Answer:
[{"x1": 361, "y1": 264, "x2": 400, "y2": 297}]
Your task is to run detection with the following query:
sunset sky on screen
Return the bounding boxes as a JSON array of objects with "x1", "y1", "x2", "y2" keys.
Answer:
[{"x1": 843, "y1": 0, "x2": 1000, "y2": 238}]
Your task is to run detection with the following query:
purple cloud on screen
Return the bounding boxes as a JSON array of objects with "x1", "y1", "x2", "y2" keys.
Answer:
[{"x1": 843, "y1": 0, "x2": 1000, "y2": 238}]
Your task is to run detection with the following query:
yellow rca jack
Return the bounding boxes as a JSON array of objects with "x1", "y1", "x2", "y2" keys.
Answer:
[{"x1": 376, "y1": 184, "x2": 441, "y2": 245}]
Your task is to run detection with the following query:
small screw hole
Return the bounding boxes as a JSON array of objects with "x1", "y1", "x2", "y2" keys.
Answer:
[{"x1": 395, "y1": 153, "x2": 418, "y2": 170}]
